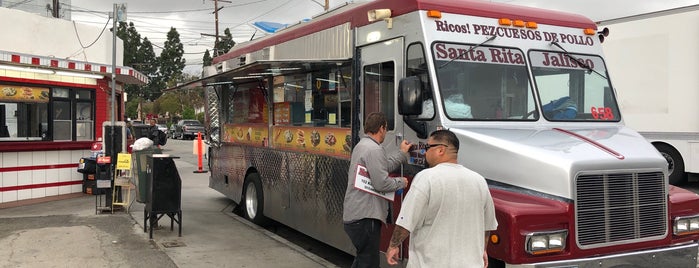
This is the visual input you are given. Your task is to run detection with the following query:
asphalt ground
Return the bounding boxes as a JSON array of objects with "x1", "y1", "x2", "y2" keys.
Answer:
[{"x1": 0, "y1": 155, "x2": 336, "y2": 268}]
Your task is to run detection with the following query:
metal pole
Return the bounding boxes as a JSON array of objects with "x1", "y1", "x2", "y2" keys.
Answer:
[
  {"x1": 111, "y1": 3, "x2": 117, "y2": 126},
  {"x1": 214, "y1": 0, "x2": 220, "y2": 56},
  {"x1": 107, "y1": 3, "x2": 118, "y2": 208}
]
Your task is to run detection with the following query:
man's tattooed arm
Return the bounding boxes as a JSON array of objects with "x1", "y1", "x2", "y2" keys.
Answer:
[{"x1": 389, "y1": 225, "x2": 410, "y2": 248}]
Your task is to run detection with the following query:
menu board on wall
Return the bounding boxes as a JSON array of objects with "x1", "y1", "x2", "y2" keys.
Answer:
[
  {"x1": 0, "y1": 85, "x2": 49, "y2": 103},
  {"x1": 274, "y1": 102, "x2": 291, "y2": 125}
]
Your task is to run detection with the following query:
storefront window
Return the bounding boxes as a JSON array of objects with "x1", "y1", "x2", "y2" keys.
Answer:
[
  {"x1": 75, "y1": 89, "x2": 93, "y2": 141},
  {"x1": 0, "y1": 85, "x2": 49, "y2": 141},
  {"x1": 0, "y1": 85, "x2": 93, "y2": 142}
]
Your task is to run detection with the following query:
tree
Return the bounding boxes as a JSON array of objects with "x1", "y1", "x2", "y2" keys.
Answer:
[
  {"x1": 116, "y1": 22, "x2": 141, "y2": 67},
  {"x1": 214, "y1": 28, "x2": 236, "y2": 56},
  {"x1": 138, "y1": 38, "x2": 164, "y2": 101},
  {"x1": 117, "y1": 22, "x2": 144, "y2": 101},
  {"x1": 202, "y1": 49, "x2": 213, "y2": 66},
  {"x1": 156, "y1": 92, "x2": 183, "y2": 116},
  {"x1": 159, "y1": 27, "x2": 186, "y2": 91}
]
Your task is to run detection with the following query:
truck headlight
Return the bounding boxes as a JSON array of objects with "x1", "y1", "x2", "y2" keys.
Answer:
[
  {"x1": 673, "y1": 215, "x2": 699, "y2": 236},
  {"x1": 525, "y1": 230, "x2": 567, "y2": 255}
]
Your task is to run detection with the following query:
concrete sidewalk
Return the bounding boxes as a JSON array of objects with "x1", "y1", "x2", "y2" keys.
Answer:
[{"x1": 0, "y1": 157, "x2": 335, "y2": 268}]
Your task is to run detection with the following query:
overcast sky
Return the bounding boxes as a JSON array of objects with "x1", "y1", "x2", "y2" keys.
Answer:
[{"x1": 68, "y1": 0, "x2": 699, "y2": 76}]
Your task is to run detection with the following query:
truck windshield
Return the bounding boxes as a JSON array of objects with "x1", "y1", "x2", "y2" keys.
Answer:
[
  {"x1": 529, "y1": 50, "x2": 620, "y2": 121},
  {"x1": 432, "y1": 42, "x2": 536, "y2": 121}
]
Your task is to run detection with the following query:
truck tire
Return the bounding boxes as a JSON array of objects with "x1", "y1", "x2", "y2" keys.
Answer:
[
  {"x1": 243, "y1": 173, "x2": 268, "y2": 225},
  {"x1": 654, "y1": 143, "x2": 687, "y2": 185}
]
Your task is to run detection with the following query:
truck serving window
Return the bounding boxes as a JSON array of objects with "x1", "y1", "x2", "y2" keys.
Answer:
[
  {"x1": 271, "y1": 64, "x2": 351, "y2": 127},
  {"x1": 529, "y1": 50, "x2": 620, "y2": 121},
  {"x1": 432, "y1": 42, "x2": 535, "y2": 121},
  {"x1": 226, "y1": 83, "x2": 268, "y2": 125}
]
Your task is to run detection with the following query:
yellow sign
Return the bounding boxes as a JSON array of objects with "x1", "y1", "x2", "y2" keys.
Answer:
[{"x1": 116, "y1": 153, "x2": 132, "y2": 170}]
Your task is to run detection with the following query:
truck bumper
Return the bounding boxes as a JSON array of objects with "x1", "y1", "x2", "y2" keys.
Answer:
[{"x1": 508, "y1": 242, "x2": 698, "y2": 268}]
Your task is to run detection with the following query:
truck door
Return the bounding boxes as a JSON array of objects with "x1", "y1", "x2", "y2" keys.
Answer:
[{"x1": 359, "y1": 37, "x2": 404, "y2": 154}]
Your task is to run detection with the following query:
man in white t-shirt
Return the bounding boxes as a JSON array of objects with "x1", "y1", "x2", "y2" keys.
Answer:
[{"x1": 386, "y1": 129, "x2": 498, "y2": 267}]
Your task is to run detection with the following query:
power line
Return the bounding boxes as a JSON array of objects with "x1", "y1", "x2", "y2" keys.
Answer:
[{"x1": 72, "y1": 17, "x2": 110, "y2": 49}]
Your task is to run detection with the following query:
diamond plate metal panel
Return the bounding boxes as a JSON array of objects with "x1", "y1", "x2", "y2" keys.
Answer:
[{"x1": 209, "y1": 143, "x2": 354, "y2": 253}]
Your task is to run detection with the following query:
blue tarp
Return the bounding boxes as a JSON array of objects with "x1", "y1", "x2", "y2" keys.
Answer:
[{"x1": 252, "y1": 21, "x2": 288, "y2": 33}]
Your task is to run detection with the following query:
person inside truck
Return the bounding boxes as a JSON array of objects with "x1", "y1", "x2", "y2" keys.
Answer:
[{"x1": 419, "y1": 89, "x2": 472, "y2": 119}]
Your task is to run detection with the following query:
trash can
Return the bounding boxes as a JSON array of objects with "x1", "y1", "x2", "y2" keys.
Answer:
[
  {"x1": 133, "y1": 147, "x2": 162, "y2": 203},
  {"x1": 144, "y1": 154, "x2": 182, "y2": 238}
]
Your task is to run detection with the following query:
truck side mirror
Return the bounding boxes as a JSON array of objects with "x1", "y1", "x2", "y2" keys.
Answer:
[{"x1": 398, "y1": 76, "x2": 423, "y2": 115}]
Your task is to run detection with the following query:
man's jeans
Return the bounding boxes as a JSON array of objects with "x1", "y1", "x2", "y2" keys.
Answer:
[{"x1": 344, "y1": 218, "x2": 381, "y2": 268}]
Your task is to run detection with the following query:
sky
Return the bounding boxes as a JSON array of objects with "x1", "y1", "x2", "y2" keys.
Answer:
[{"x1": 66, "y1": 0, "x2": 699, "y2": 76}]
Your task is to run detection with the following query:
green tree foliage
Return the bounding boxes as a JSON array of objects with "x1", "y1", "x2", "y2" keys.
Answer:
[
  {"x1": 125, "y1": 97, "x2": 140, "y2": 119},
  {"x1": 181, "y1": 107, "x2": 195, "y2": 119},
  {"x1": 157, "y1": 92, "x2": 183, "y2": 116},
  {"x1": 159, "y1": 27, "x2": 186, "y2": 90},
  {"x1": 203, "y1": 49, "x2": 213, "y2": 66},
  {"x1": 139, "y1": 38, "x2": 165, "y2": 101},
  {"x1": 117, "y1": 23, "x2": 191, "y2": 119},
  {"x1": 117, "y1": 22, "x2": 144, "y2": 101},
  {"x1": 214, "y1": 28, "x2": 236, "y2": 56},
  {"x1": 117, "y1": 22, "x2": 141, "y2": 67}
]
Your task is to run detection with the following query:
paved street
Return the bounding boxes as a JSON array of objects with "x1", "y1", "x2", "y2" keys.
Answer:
[
  {"x1": 0, "y1": 139, "x2": 339, "y2": 268},
  {"x1": 3, "y1": 137, "x2": 699, "y2": 267}
]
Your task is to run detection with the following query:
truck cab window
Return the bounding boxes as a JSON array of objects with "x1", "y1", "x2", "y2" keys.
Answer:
[
  {"x1": 432, "y1": 43, "x2": 535, "y2": 120},
  {"x1": 529, "y1": 50, "x2": 619, "y2": 121},
  {"x1": 406, "y1": 42, "x2": 434, "y2": 119}
]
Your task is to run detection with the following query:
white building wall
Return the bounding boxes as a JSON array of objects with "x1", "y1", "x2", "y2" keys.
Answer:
[
  {"x1": 0, "y1": 7, "x2": 123, "y2": 66},
  {"x1": 0, "y1": 7, "x2": 120, "y2": 204}
]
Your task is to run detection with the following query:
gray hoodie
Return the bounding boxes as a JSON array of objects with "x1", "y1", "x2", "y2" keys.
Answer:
[{"x1": 342, "y1": 135, "x2": 408, "y2": 223}]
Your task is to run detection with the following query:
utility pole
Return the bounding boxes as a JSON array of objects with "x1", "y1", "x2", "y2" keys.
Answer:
[
  {"x1": 214, "y1": 0, "x2": 219, "y2": 56},
  {"x1": 52, "y1": 0, "x2": 59, "y2": 18},
  {"x1": 211, "y1": 0, "x2": 231, "y2": 56},
  {"x1": 311, "y1": 0, "x2": 330, "y2": 11}
]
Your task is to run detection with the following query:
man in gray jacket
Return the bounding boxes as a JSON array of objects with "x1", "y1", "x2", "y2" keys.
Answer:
[{"x1": 343, "y1": 112, "x2": 411, "y2": 268}]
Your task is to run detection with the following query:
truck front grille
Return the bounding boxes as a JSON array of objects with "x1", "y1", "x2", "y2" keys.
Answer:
[{"x1": 575, "y1": 172, "x2": 667, "y2": 248}]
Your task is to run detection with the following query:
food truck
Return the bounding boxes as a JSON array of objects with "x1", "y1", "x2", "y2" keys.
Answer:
[{"x1": 179, "y1": 0, "x2": 699, "y2": 266}]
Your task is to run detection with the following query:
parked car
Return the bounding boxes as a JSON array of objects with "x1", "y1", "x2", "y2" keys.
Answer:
[{"x1": 173, "y1": 120, "x2": 205, "y2": 140}]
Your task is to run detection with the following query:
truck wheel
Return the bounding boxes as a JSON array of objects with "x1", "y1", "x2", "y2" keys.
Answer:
[
  {"x1": 243, "y1": 173, "x2": 268, "y2": 225},
  {"x1": 654, "y1": 143, "x2": 687, "y2": 185}
]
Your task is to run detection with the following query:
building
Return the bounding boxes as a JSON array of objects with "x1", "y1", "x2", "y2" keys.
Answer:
[{"x1": 0, "y1": 7, "x2": 147, "y2": 205}]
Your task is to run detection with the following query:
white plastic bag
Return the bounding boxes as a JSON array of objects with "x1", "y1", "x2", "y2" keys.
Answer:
[{"x1": 132, "y1": 137, "x2": 154, "y2": 151}]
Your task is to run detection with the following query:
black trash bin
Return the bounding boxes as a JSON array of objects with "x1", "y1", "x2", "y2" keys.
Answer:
[{"x1": 144, "y1": 154, "x2": 182, "y2": 239}]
